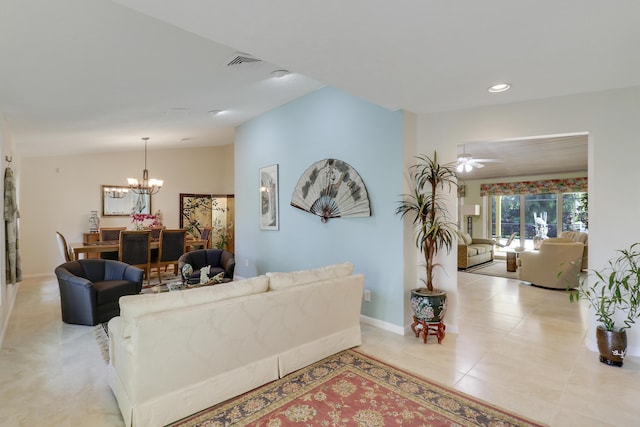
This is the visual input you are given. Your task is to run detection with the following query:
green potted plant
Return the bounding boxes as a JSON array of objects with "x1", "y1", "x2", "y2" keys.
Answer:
[
  {"x1": 396, "y1": 151, "x2": 459, "y2": 327},
  {"x1": 569, "y1": 242, "x2": 640, "y2": 366}
]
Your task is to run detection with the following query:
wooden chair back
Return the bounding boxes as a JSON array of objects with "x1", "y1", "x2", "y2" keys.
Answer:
[
  {"x1": 119, "y1": 230, "x2": 151, "y2": 284},
  {"x1": 99, "y1": 227, "x2": 127, "y2": 242},
  {"x1": 56, "y1": 231, "x2": 72, "y2": 262},
  {"x1": 156, "y1": 229, "x2": 187, "y2": 284},
  {"x1": 149, "y1": 225, "x2": 166, "y2": 240},
  {"x1": 200, "y1": 227, "x2": 213, "y2": 249}
]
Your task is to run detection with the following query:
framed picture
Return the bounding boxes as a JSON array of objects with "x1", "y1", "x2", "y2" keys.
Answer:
[
  {"x1": 259, "y1": 164, "x2": 279, "y2": 230},
  {"x1": 179, "y1": 194, "x2": 235, "y2": 250},
  {"x1": 211, "y1": 195, "x2": 235, "y2": 252},
  {"x1": 179, "y1": 194, "x2": 213, "y2": 238},
  {"x1": 102, "y1": 185, "x2": 151, "y2": 216}
]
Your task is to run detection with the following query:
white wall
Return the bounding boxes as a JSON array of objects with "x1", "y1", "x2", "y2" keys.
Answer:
[
  {"x1": 419, "y1": 85, "x2": 640, "y2": 355},
  {"x1": 20, "y1": 144, "x2": 233, "y2": 276}
]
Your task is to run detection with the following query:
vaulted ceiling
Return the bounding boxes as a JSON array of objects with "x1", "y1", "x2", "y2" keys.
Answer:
[{"x1": 1, "y1": 0, "x2": 638, "y2": 168}]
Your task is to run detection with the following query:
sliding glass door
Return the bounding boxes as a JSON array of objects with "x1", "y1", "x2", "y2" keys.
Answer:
[
  {"x1": 491, "y1": 195, "x2": 520, "y2": 241},
  {"x1": 490, "y1": 192, "x2": 586, "y2": 250},
  {"x1": 524, "y1": 193, "x2": 557, "y2": 240}
]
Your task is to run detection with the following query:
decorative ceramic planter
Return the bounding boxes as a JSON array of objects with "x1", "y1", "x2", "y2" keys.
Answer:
[
  {"x1": 410, "y1": 288, "x2": 447, "y2": 322},
  {"x1": 88, "y1": 210, "x2": 100, "y2": 233},
  {"x1": 596, "y1": 325, "x2": 627, "y2": 367}
]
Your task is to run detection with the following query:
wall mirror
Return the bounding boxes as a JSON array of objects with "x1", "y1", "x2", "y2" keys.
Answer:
[{"x1": 102, "y1": 185, "x2": 151, "y2": 216}]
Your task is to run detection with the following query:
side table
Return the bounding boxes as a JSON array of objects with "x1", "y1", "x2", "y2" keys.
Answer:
[{"x1": 506, "y1": 251, "x2": 518, "y2": 272}]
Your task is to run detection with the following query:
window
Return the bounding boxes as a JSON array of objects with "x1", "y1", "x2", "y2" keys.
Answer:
[
  {"x1": 490, "y1": 192, "x2": 587, "y2": 250},
  {"x1": 482, "y1": 177, "x2": 587, "y2": 250}
]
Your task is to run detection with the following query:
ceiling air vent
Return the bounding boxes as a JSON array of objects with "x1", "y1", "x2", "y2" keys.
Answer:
[{"x1": 226, "y1": 52, "x2": 261, "y2": 66}]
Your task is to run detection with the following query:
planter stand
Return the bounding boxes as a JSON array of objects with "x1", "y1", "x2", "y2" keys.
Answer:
[{"x1": 410, "y1": 316, "x2": 446, "y2": 344}]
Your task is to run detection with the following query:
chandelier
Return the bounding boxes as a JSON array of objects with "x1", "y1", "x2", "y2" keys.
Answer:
[
  {"x1": 104, "y1": 187, "x2": 129, "y2": 199},
  {"x1": 127, "y1": 137, "x2": 163, "y2": 195}
]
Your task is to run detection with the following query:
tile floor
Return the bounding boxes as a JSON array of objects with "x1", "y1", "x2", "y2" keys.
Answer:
[{"x1": 1, "y1": 272, "x2": 639, "y2": 426}]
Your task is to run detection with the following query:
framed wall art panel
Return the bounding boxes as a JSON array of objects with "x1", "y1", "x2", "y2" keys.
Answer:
[{"x1": 259, "y1": 164, "x2": 279, "y2": 230}]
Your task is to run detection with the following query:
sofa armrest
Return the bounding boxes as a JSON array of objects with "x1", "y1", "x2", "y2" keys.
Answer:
[
  {"x1": 55, "y1": 267, "x2": 93, "y2": 289},
  {"x1": 122, "y1": 265, "x2": 144, "y2": 292},
  {"x1": 471, "y1": 238, "x2": 495, "y2": 246}
]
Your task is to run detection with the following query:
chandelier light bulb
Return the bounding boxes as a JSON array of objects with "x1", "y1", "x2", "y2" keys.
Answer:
[{"x1": 128, "y1": 137, "x2": 163, "y2": 195}]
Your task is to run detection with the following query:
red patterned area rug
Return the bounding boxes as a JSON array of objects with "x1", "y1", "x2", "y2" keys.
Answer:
[{"x1": 169, "y1": 349, "x2": 546, "y2": 427}]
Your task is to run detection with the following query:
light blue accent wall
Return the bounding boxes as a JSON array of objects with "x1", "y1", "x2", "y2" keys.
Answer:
[{"x1": 234, "y1": 86, "x2": 405, "y2": 325}]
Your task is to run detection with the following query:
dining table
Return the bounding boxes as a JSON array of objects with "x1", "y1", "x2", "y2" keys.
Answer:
[{"x1": 70, "y1": 238, "x2": 208, "y2": 261}]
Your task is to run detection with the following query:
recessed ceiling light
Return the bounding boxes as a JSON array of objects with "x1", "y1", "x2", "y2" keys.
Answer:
[
  {"x1": 270, "y1": 70, "x2": 290, "y2": 78},
  {"x1": 208, "y1": 110, "x2": 223, "y2": 117},
  {"x1": 488, "y1": 83, "x2": 511, "y2": 93}
]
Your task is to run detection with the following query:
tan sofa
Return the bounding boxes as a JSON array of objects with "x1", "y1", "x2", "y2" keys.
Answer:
[
  {"x1": 107, "y1": 263, "x2": 363, "y2": 427},
  {"x1": 457, "y1": 232, "x2": 495, "y2": 269},
  {"x1": 517, "y1": 240, "x2": 584, "y2": 289}
]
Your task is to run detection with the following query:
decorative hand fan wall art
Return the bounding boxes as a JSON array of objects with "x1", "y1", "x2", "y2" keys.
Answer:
[{"x1": 290, "y1": 158, "x2": 371, "y2": 223}]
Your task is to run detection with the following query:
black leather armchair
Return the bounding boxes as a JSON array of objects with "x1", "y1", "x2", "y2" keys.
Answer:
[
  {"x1": 55, "y1": 259, "x2": 143, "y2": 326},
  {"x1": 178, "y1": 249, "x2": 235, "y2": 283}
]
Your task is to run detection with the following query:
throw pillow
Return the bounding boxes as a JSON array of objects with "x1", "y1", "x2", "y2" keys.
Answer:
[
  {"x1": 267, "y1": 262, "x2": 354, "y2": 290},
  {"x1": 460, "y1": 232, "x2": 473, "y2": 245}
]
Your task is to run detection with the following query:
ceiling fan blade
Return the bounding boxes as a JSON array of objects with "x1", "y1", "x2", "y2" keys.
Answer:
[
  {"x1": 469, "y1": 161, "x2": 485, "y2": 168},
  {"x1": 473, "y1": 158, "x2": 504, "y2": 163},
  {"x1": 457, "y1": 154, "x2": 472, "y2": 164}
]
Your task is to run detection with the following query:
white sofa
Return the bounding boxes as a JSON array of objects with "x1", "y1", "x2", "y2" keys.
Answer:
[{"x1": 107, "y1": 263, "x2": 364, "y2": 427}]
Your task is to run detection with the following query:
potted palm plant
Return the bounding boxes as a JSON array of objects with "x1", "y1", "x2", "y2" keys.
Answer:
[
  {"x1": 396, "y1": 151, "x2": 459, "y2": 326},
  {"x1": 569, "y1": 242, "x2": 640, "y2": 366}
]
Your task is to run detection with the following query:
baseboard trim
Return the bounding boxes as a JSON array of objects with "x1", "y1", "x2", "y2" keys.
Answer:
[
  {"x1": 0, "y1": 283, "x2": 20, "y2": 350},
  {"x1": 360, "y1": 314, "x2": 405, "y2": 335}
]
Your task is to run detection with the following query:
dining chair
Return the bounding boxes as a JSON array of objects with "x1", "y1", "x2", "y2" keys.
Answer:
[
  {"x1": 148, "y1": 226, "x2": 165, "y2": 262},
  {"x1": 149, "y1": 225, "x2": 166, "y2": 240},
  {"x1": 200, "y1": 226, "x2": 213, "y2": 249},
  {"x1": 155, "y1": 229, "x2": 187, "y2": 284},
  {"x1": 99, "y1": 227, "x2": 127, "y2": 242},
  {"x1": 100, "y1": 227, "x2": 127, "y2": 260},
  {"x1": 119, "y1": 230, "x2": 152, "y2": 285},
  {"x1": 494, "y1": 232, "x2": 518, "y2": 249},
  {"x1": 56, "y1": 231, "x2": 72, "y2": 262}
]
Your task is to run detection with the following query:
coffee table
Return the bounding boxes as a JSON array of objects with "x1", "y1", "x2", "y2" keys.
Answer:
[{"x1": 146, "y1": 278, "x2": 231, "y2": 293}]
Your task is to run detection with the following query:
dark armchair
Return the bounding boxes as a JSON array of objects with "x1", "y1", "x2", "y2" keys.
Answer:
[
  {"x1": 178, "y1": 249, "x2": 235, "y2": 283},
  {"x1": 55, "y1": 259, "x2": 143, "y2": 326}
]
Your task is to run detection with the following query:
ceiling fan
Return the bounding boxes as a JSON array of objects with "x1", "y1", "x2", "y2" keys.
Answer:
[{"x1": 456, "y1": 145, "x2": 503, "y2": 172}]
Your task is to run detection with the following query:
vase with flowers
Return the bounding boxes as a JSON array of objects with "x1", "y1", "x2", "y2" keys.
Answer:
[{"x1": 130, "y1": 213, "x2": 158, "y2": 230}]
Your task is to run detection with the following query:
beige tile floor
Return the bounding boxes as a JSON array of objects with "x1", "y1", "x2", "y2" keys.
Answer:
[{"x1": 1, "y1": 272, "x2": 639, "y2": 426}]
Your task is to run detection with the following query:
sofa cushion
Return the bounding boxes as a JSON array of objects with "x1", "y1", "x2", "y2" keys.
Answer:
[
  {"x1": 119, "y1": 275, "x2": 269, "y2": 338},
  {"x1": 465, "y1": 243, "x2": 493, "y2": 257},
  {"x1": 94, "y1": 280, "x2": 139, "y2": 305},
  {"x1": 560, "y1": 231, "x2": 588, "y2": 244},
  {"x1": 460, "y1": 232, "x2": 473, "y2": 245},
  {"x1": 267, "y1": 262, "x2": 354, "y2": 290}
]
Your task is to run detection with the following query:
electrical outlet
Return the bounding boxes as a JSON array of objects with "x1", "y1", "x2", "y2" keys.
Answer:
[
  {"x1": 244, "y1": 259, "x2": 249, "y2": 267},
  {"x1": 363, "y1": 289, "x2": 371, "y2": 302}
]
